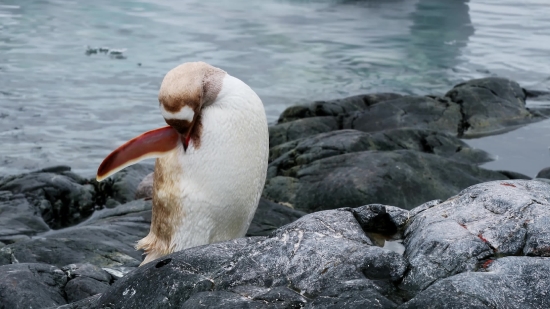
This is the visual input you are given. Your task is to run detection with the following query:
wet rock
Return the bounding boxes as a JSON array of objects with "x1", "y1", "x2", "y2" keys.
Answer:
[
  {"x1": 0, "y1": 263, "x2": 67, "y2": 308},
  {"x1": 0, "y1": 199, "x2": 152, "y2": 268},
  {"x1": 273, "y1": 78, "x2": 544, "y2": 145},
  {"x1": 94, "y1": 163, "x2": 154, "y2": 205},
  {"x1": 268, "y1": 129, "x2": 492, "y2": 178},
  {"x1": 269, "y1": 116, "x2": 339, "y2": 148},
  {"x1": 445, "y1": 77, "x2": 531, "y2": 137},
  {"x1": 64, "y1": 277, "x2": 109, "y2": 303},
  {"x1": 264, "y1": 150, "x2": 507, "y2": 212},
  {"x1": 497, "y1": 170, "x2": 531, "y2": 180},
  {"x1": 342, "y1": 95, "x2": 462, "y2": 135},
  {"x1": 536, "y1": 166, "x2": 550, "y2": 179},
  {"x1": 400, "y1": 257, "x2": 550, "y2": 309},
  {"x1": 400, "y1": 180, "x2": 550, "y2": 296},
  {"x1": 278, "y1": 93, "x2": 402, "y2": 123},
  {"x1": 92, "y1": 205, "x2": 407, "y2": 308},
  {"x1": 0, "y1": 166, "x2": 96, "y2": 229},
  {"x1": 53, "y1": 295, "x2": 101, "y2": 309},
  {"x1": 0, "y1": 190, "x2": 49, "y2": 243},
  {"x1": 246, "y1": 198, "x2": 306, "y2": 236}
]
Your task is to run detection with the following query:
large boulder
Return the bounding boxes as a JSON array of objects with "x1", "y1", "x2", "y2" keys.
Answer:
[
  {"x1": 263, "y1": 149, "x2": 508, "y2": 212},
  {"x1": 400, "y1": 179, "x2": 550, "y2": 297},
  {"x1": 273, "y1": 78, "x2": 543, "y2": 144},
  {"x1": 89, "y1": 205, "x2": 409, "y2": 308}
]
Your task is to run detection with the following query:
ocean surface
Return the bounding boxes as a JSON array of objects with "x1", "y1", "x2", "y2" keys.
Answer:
[{"x1": 0, "y1": 0, "x2": 549, "y2": 177}]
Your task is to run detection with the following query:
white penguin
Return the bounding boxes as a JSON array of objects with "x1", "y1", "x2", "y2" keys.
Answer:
[{"x1": 96, "y1": 62, "x2": 269, "y2": 265}]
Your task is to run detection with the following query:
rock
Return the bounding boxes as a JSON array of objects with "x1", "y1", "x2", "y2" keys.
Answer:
[
  {"x1": 64, "y1": 277, "x2": 109, "y2": 303},
  {"x1": 268, "y1": 129, "x2": 492, "y2": 179},
  {"x1": 273, "y1": 78, "x2": 544, "y2": 146},
  {"x1": 497, "y1": 170, "x2": 531, "y2": 180},
  {"x1": 53, "y1": 295, "x2": 101, "y2": 309},
  {"x1": 536, "y1": 167, "x2": 550, "y2": 179},
  {"x1": 246, "y1": 198, "x2": 306, "y2": 236},
  {"x1": 400, "y1": 179, "x2": 550, "y2": 296},
  {"x1": 135, "y1": 172, "x2": 154, "y2": 199},
  {"x1": 0, "y1": 167, "x2": 96, "y2": 229},
  {"x1": 0, "y1": 190, "x2": 50, "y2": 244},
  {"x1": 0, "y1": 199, "x2": 152, "y2": 268},
  {"x1": 445, "y1": 77, "x2": 532, "y2": 137},
  {"x1": 90, "y1": 205, "x2": 408, "y2": 308},
  {"x1": 342, "y1": 95, "x2": 462, "y2": 135},
  {"x1": 264, "y1": 150, "x2": 508, "y2": 212},
  {"x1": 0, "y1": 263, "x2": 67, "y2": 308},
  {"x1": 269, "y1": 116, "x2": 339, "y2": 148},
  {"x1": 277, "y1": 93, "x2": 403, "y2": 123},
  {"x1": 400, "y1": 257, "x2": 550, "y2": 309},
  {"x1": 93, "y1": 163, "x2": 154, "y2": 205}
]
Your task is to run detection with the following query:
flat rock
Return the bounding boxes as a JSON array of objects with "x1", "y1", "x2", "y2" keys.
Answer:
[
  {"x1": 0, "y1": 199, "x2": 152, "y2": 268},
  {"x1": 89, "y1": 205, "x2": 408, "y2": 308},
  {"x1": 400, "y1": 179, "x2": 550, "y2": 296},
  {"x1": 0, "y1": 263, "x2": 67, "y2": 308},
  {"x1": 263, "y1": 149, "x2": 508, "y2": 212},
  {"x1": 268, "y1": 129, "x2": 492, "y2": 179}
]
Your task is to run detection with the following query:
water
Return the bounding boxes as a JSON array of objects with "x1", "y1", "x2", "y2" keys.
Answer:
[{"x1": 0, "y1": 0, "x2": 549, "y2": 177}]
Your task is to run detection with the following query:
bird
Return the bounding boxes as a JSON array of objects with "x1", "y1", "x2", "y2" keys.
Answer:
[{"x1": 96, "y1": 62, "x2": 269, "y2": 265}]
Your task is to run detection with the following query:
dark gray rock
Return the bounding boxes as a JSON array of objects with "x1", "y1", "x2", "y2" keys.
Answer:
[
  {"x1": 268, "y1": 129, "x2": 492, "y2": 179},
  {"x1": 64, "y1": 277, "x2": 109, "y2": 303},
  {"x1": 269, "y1": 116, "x2": 339, "y2": 148},
  {"x1": 0, "y1": 190, "x2": 50, "y2": 244},
  {"x1": 246, "y1": 198, "x2": 306, "y2": 236},
  {"x1": 497, "y1": 170, "x2": 531, "y2": 180},
  {"x1": 0, "y1": 166, "x2": 96, "y2": 229},
  {"x1": 273, "y1": 78, "x2": 542, "y2": 146},
  {"x1": 399, "y1": 257, "x2": 550, "y2": 309},
  {"x1": 536, "y1": 167, "x2": 550, "y2": 179},
  {"x1": 0, "y1": 263, "x2": 67, "y2": 308},
  {"x1": 278, "y1": 93, "x2": 403, "y2": 123},
  {"x1": 263, "y1": 150, "x2": 508, "y2": 212},
  {"x1": 0, "y1": 199, "x2": 152, "y2": 268},
  {"x1": 53, "y1": 295, "x2": 101, "y2": 309},
  {"x1": 445, "y1": 77, "x2": 532, "y2": 137},
  {"x1": 400, "y1": 180, "x2": 550, "y2": 296},
  {"x1": 342, "y1": 96, "x2": 461, "y2": 135},
  {"x1": 91, "y1": 205, "x2": 407, "y2": 308},
  {"x1": 93, "y1": 163, "x2": 154, "y2": 206}
]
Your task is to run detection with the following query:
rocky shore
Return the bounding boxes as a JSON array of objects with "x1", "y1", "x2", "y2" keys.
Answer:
[{"x1": 2, "y1": 77, "x2": 550, "y2": 308}]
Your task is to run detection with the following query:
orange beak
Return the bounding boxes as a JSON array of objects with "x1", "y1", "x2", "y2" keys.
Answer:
[{"x1": 96, "y1": 126, "x2": 182, "y2": 182}]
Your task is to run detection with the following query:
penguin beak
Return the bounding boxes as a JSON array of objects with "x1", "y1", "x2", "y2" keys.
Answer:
[{"x1": 96, "y1": 126, "x2": 180, "y2": 182}]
